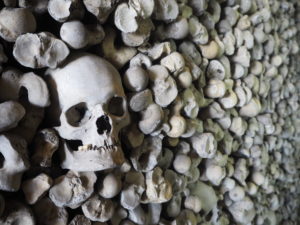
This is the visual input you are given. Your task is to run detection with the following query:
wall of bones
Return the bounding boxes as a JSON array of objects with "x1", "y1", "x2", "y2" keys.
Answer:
[{"x1": 0, "y1": 0, "x2": 299, "y2": 224}]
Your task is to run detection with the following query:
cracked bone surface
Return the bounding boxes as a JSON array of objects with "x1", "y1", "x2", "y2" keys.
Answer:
[
  {"x1": 49, "y1": 170, "x2": 97, "y2": 208},
  {"x1": 0, "y1": 0, "x2": 300, "y2": 224}
]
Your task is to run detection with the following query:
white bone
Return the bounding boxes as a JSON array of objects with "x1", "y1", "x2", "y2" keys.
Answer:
[
  {"x1": 148, "y1": 65, "x2": 178, "y2": 107},
  {"x1": 153, "y1": 0, "x2": 179, "y2": 22},
  {"x1": 0, "y1": 134, "x2": 29, "y2": 191},
  {"x1": 138, "y1": 103, "x2": 164, "y2": 135},
  {"x1": 184, "y1": 195, "x2": 202, "y2": 213},
  {"x1": 99, "y1": 172, "x2": 122, "y2": 198},
  {"x1": 83, "y1": 0, "x2": 119, "y2": 23},
  {"x1": 128, "y1": 205, "x2": 147, "y2": 225},
  {"x1": 179, "y1": 41, "x2": 202, "y2": 65},
  {"x1": 0, "y1": 7, "x2": 36, "y2": 42},
  {"x1": 251, "y1": 171, "x2": 265, "y2": 186},
  {"x1": 48, "y1": 0, "x2": 84, "y2": 22},
  {"x1": 121, "y1": 185, "x2": 143, "y2": 210},
  {"x1": 173, "y1": 153, "x2": 191, "y2": 174},
  {"x1": 188, "y1": 181, "x2": 217, "y2": 214},
  {"x1": 204, "y1": 102, "x2": 226, "y2": 119},
  {"x1": 157, "y1": 18, "x2": 189, "y2": 40},
  {"x1": 130, "y1": 136, "x2": 162, "y2": 172},
  {"x1": 123, "y1": 66, "x2": 149, "y2": 92},
  {"x1": 177, "y1": 68, "x2": 193, "y2": 88},
  {"x1": 129, "y1": 89, "x2": 153, "y2": 112},
  {"x1": 47, "y1": 53, "x2": 129, "y2": 171},
  {"x1": 207, "y1": 60, "x2": 226, "y2": 80},
  {"x1": 60, "y1": 21, "x2": 105, "y2": 49},
  {"x1": 239, "y1": 97, "x2": 261, "y2": 117},
  {"x1": 22, "y1": 173, "x2": 53, "y2": 204},
  {"x1": 122, "y1": 18, "x2": 154, "y2": 47},
  {"x1": 233, "y1": 46, "x2": 251, "y2": 67},
  {"x1": 233, "y1": 159, "x2": 248, "y2": 186},
  {"x1": 82, "y1": 195, "x2": 115, "y2": 222},
  {"x1": 205, "y1": 164, "x2": 226, "y2": 186},
  {"x1": 204, "y1": 79, "x2": 226, "y2": 99},
  {"x1": 19, "y1": 72, "x2": 50, "y2": 107},
  {"x1": 129, "y1": 0, "x2": 154, "y2": 18},
  {"x1": 129, "y1": 53, "x2": 152, "y2": 68},
  {"x1": 0, "y1": 101, "x2": 25, "y2": 132},
  {"x1": 13, "y1": 32, "x2": 70, "y2": 68},
  {"x1": 144, "y1": 167, "x2": 173, "y2": 203},
  {"x1": 228, "y1": 197, "x2": 255, "y2": 224},
  {"x1": 114, "y1": 3, "x2": 138, "y2": 33},
  {"x1": 229, "y1": 185, "x2": 245, "y2": 202},
  {"x1": 49, "y1": 171, "x2": 97, "y2": 208},
  {"x1": 167, "y1": 116, "x2": 187, "y2": 138},
  {"x1": 188, "y1": 0, "x2": 207, "y2": 16},
  {"x1": 0, "y1": 200, "x2": 35, "y2": 225},
  {"x1": 237, "y1": 15, "x2": 251, "y2": 30},
  {"x1": 188, "y1": 16, "x2": 208, "y2": 45},
  {"x1": 190, "y1": 132, "x2": 217, "y2": 159},
  {"x1": 219, "y1": 90, "x2": 238, "y2": 109},
  {"x1": 69, "y1": 215, "x2": 91, "y2": 225},
  {"x1": 229, "y1": 117, "x2": 247, "y2": 136},
  {"x1": 160, "y1": 52, "x2": 185, "y2": 74}
]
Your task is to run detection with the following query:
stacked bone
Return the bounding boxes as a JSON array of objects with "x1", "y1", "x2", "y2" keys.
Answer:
[{"x1": 0, "y1": 0, "x2": 300, "y2": 225}]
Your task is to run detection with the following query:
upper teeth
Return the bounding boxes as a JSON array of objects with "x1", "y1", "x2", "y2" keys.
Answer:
[
  {"x1": 78, "y1": 144, "x2": 92, "y2": 151},
  {"x1": 77, "y1": 144, "x2": 117, "y2": 151}
]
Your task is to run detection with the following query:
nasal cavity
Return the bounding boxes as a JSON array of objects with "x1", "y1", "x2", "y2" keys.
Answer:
[{"x1": 96, "y1": 115, "x2": 111, "y2": 135}]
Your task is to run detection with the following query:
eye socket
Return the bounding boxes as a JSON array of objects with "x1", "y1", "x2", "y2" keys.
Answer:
[
  {"x1": 65, "y1": 102, "x2": 90, "y2": 127},
  {"x1": 107, "y1": 96, "x2": 125, "y2": 117}
]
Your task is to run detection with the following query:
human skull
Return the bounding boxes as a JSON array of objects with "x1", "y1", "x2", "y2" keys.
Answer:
[{"x1": 46, "y1": 53, "x2": 130, "y2": 171}]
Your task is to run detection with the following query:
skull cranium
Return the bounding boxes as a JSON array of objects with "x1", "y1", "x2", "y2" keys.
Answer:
[{"x1": 46, "y1": 53, "x2": 130, "y2": 171}]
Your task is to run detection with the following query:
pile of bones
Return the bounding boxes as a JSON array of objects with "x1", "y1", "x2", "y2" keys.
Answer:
[{"x1": 0, "y1": 0, "x2": 299, "y2": 224}]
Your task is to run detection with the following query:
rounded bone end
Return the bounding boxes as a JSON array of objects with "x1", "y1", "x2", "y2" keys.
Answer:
[
  {"x1": 173, "y1": 154, "x2": 191, "y2": 174},
  {"x1": 204, "y1": 79, "x2": 226, "y2": 99},
  {"x1": 0, "y1": 101, "x2": 25, "y2": 133},
  {"x1": 0, "y1": 7, "x2": 36, "y2": 42},
  {"x1": 69, "y1": 215, "x2": 91, "y2": 225},
  {"x1": 123, "y1": 66, "x2": 149, "y2": 92},
  {"x1": 184, "y1": 195, "x2": 202, "y2": 213},
  {"x1": 82, "y1": 195, "x2": 115, "y2": 222},
  {"x1": 22, "y1": 173, "x2": 53, "y2": 205},
  {"x1": 114, "y1": 3, "x2": 138, "y2": 33},
  {"x1": 99, "y1": 173, "x2": 122, "y2": 199},
  {"x1": 60, "y1": 21, "x2": 89, "y2": 49},
  {"x1": 1, "y1": 200, "x2": 35, "y2": 225},
  {"x1": 13, "y1": 32, "x2": 70, "y2": 69},
  {"x1": 48, "y1": 0, "x2": 84, "y2": 22},
  {"x1": 138, "y1": 103, "x2": 164, "y2": 135}
]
